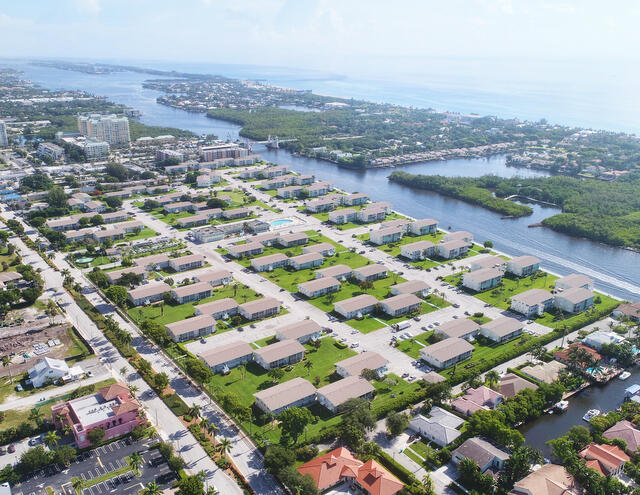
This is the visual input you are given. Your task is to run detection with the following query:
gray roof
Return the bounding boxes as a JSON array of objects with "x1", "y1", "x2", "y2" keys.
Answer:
[
  {"x1": 335, "y1": 351, "x2": 388, "y2": 376},
  {"x1": 253, "y1": 377, "x2": 317, "y2": 412},
  {"x1": 453, "y1": 437, "x2": 510, "y2": 467},
  {"x1": 480, "y1": 317, "x2": 523, "y2": 337},
  {"x1": 421, "y1": 337, "x2": 474, "y2": 362},
  {"x1": 317, "y1": 376, "x2": 374, "y2": 408},
  {"x1": 254, "y1": 339, "x2": 305, "y2": 363},
  {"x1": 556, "y1": 287, "x2": 594, "y2": 304},
  {"x1": 165, "y1": 315, "x2": 216, "y2": 336},
  {"x1": 277, "y1": 320, "x2": 322, "y2": 340},
  {"x1": 437, "y1": 319, "x2": 480, "y2": 339},
  {"x1": 298, "y1": 277, "x2": 341, "y2": 293},
  {"x1": 511, "y1": 288, "x2": 554, "y2": 306},
  {"x1": 199, "y1": 341, "x2": 253, "y2": 368}
]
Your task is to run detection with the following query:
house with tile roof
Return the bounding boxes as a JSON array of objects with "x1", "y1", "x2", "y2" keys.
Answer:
[
  {"x1": 509, "y1": 463, "x2": 582, "y2": 495},
  {"x1": 451, "y1": 385, "x2": 503, "y2": 416},
  {"x1": 603, "y1": 421, "x2": 640, "y2": 454},
  {"x1": 578, "y1": 443, "x2": 629, "y2": 476}
]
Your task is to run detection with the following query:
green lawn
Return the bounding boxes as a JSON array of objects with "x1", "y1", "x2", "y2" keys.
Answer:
[
  {"x1": 395, "y1": 330, "x2": 436, "y2": 359},
  {"x1": 0, "y1": 248, "x2": 17, "y2": 270},
  {"x1": 151, "y1": 209, "x2": 195, "y2": 225},
  {"x1": 357, "y1": 230, "x2": 445, "y2": 259},
  {"x1": 533, "y1": 293, "x2": 620, "y2": 330},
  {"x1": 345, "y1": 317, "x2": 387, "y2": 333},
  {"x1": 66, "y1": 327, "x2": 92, "y2": 363},
  {"x1": 128, "y1": 282, "x2": 262, "y2": 326},
  {"x1": 120, "y1": 227, "x2": 158, "y2": 242}
]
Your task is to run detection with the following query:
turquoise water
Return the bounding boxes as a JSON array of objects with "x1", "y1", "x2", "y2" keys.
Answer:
[{"x1": 269, "y1": 219, "x2": 293, "y2": 227}]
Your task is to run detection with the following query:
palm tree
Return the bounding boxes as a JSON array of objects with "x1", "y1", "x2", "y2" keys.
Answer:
[
  {"x1": 44, "y1": 431, "x2": 60, "y2": 449},
  {"x1": 485, "y1": 370, "x2": 500, "y2": 389},
  {"x1": 146, "y1": 427, "x2": 157, "y2": 439},
  {"x1": 120, "y1": 331, "x2": 133, "y2": 350},
  {"x1": 128, "y1": 385, "x2": 139, "y2": 397},
  {"x1": 217, "y1": 437, "x2": 232, "y2": 455},
  {"x1": 120, "y1": 366, "x2": 128, "y2": 378},
  {"x1": 207, "y1": 422, "x2": 220, "y2": 445},
  {"x1": 29, "y1": 408, "x2": 44, "y2": 427},
  {"x1": 238, "y1": 363, "x2": 246, "y2": 380},
  {"x1": 72, "y1": 476, "x2": 84, "y2": 492},
  {"x1": 304, "y1": 360, "x2": 313, "y2": 376},
  {"x1": 143, "y1": 481, "x2": 161, "y2": 495},
  {"x1": 197, "y1": 470, "x2": 207, "y2": 481},
  {"x1": 127, "y1": 452, "x2": 143, "y2": 476},
  {"x1": 2, "y1": 356, "x2": 12, "y2": 384},
  {"x1": 200, "y1": 418, "x2": 210, "y2": 433},
  {"x1": 62, "y1": 424, "x2": 72, "y2": 436},
  {"x1": 206, "y1": 486, "x2": 219, "y2": 495},
  {"x1": 189, "y1": 404, "x2": 202, "y2": 421}
]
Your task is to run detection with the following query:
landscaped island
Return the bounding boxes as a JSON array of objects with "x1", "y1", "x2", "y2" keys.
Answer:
[{"x1": 388, "y1": 171, "x2": 640, "y2": 250}]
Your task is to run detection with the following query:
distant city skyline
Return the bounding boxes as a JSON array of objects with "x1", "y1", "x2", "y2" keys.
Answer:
[{"x1": 1, "y1": 0, "x2": 638, "y2": 76}]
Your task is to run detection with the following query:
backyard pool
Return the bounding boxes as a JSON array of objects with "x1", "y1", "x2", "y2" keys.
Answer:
[{"x1": 269, "y1": 218, "x2": 294, "y2": 227}]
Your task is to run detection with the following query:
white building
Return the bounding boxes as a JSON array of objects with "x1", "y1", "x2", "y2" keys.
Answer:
[
  {"x1": 28, "y1": 357, "x2": 83, "y2": 388},
  {"x1": 78, "y1": 114, "x2": 131, "y2": 145},
  {"x1": 409, "y1": 406, "x2": 464, "y2": 447}
]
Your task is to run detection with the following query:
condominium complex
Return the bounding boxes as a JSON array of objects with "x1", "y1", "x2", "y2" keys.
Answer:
[{"x1": 77, "y1": 114, "x2": 131, "y2": 145}]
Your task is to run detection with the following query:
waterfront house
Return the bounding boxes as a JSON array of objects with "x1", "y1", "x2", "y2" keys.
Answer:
[
  {"x1": 127, "y1": 282, "x2": 171, "y2": 307},
  {"x1": 170, "y1": 281, "x2": 212, "y2": 304},
  {"x1": 436, "y1": 319, "x2": 480, "y2": 341},
  {"x1": 328, "y1": 208, "x2": 358, "y2": 224},
  {"x1": 451, "y1": 386, "x2": 504, "y2": 415},
  {"x1": 342, "y1": 193, "x2": 369, "y2": 206},
  {"x1": 335, "y1": 351, "x2": 389, "y2": 378},
  {"x1": 506, "y1": 255, "x2": 541, "y2": 277},
  {"x1": 463, "y1": 268, "x2": 503, "y2": 292},
  {"x1": 409, "y1": 218, "x2": 438, "y2": 235},
  {"x1": 290, "y1": 174, "x2": 315, "y2": 185},
  {"x1": 227, "y1": 241, "x2": 264, "y2": 259},
  {"x1": 553, "y1": 343, "x2": 602, "y2": 367},
  {"x1": 199, "y1": 341, "x2": 253, "y2": 374},
  {"x1": 420, "y1": 338, "x2": 474, "y2": 369},
  {"x1": 302, "y1": 242, "x2": 335, "y2": 257},
  {"x1": 498, "y1": 373, "x2": 538, "y2": 399},
  {"x1": 298, "y1": 277, "x2": 341, "y2": 299},
  {"x1": 579, "y1": 443, "x2": 629, "y2": 476},
  {"x1": 334, "y1": 294, "x2": 379, "y2": 320},
  {"x1": 479, "y1": 317, "x2": 524, "y2": 343},
  {"x1": 370, "y1": 226, "x2": 404, "y2": 246},
  {"x1": 317, "y1": 376, "x2": 375, "y2": 413},
  {"x1": 400, "y1": 240, "x2": 436, "y2": 261},
  {"x1": 253, "y1": 340, "x2": 305, "y2": 370},
  {"x1": 368, "y1": 201, "x2": 393, "y2": 214},
  {"x1": 238, "y1": 297, "x2": 280, "y2": 320},
  {"x1": 555, "y1": 273, "x2": 594, "y2": 291},
  {"x1": 165, "y1": 315, "x2": 216, "y2": 342},
  {"x1": 289, "y1": 252, "x2": 324, "y2": 271},
  {"x1": 379, "y1": 219, "x2": 411, "y2": 233},
  {"x1": 253, "y1": 377, "x2": 317, "y2": 415},
  {"x1": 315, "y1": 264, "x2": 352, "y2": 281},
  {"x1": 251, "y1": 253, "x2": 289, "y2": 272},
  {"x1": 106, "y1": 265, "x2": 147, "y2": 285},
  {"x1": 554, "y1": 287, "x2": 595, "y2": 314},
  {"x1": 194, "y1": 298, "x2": 239, "y2": 320},
  {"x1": 436, "y1": 239, "x2": 469, "y2": 259},
  {"x1": 510, "y1": 289, "x2": 554, "y2": 317},
  {"x1": 297, "y1": 447, "x2": 404, "y2": 495},
  {"x1": 222, "y1": 207, "x2": 250, "y2": 220},
  {"x1": 510, "y1": 463, "x2": 581, "y2": 495},
  {"x1": 305, "y1": 181, "x2": 331, "y2": 197},
  {"x1": 452, "y1": 437, "x2": 510, "y2": 473},
  {"x1": 356, "y1": 206, "x2": 386, "y2": 224},
  {"x1": 352, "y1": 264, "x2": 388, "y2": 283},
  {"x1": 390, "y1": 280, "x2": 430, "y2": 297},
  {"x1": 277, "y1": 232, "x2": 308, "y2": 248},
  {"x1": 613, "y1": 302, "x2": 640, "y2": 322},
  {"x1": 307, "y1": 197, "x2": 336, "y2": 213},
  {"x1": 409, "y1": 406, "x2": 464, "y2": 447},
  {"x1": 582, "y1": 330, "x2": 625, "y2": 350},
  {"x1": 380, "y1": 293, "x2": 422, "y2": 317},
  {"x1": 276, "y1": 320, "x2": 322, "y2": 344},
  {"x1": 194, "y1": 269, "x2": 233, "y2": 287},
  {"x1": 603, "y1": 421, "x2": 640, "y2": 453},
  {"x1": 134, "y1": 253, "x2": 170, "y2": 271},
  {"x1": 443, "y1": 231, "x2": 473, "y2": 245},
  {"x1": 169, "y1": 254, "x2": 205, "y2": 272},
  {"x1": 51, "y1": 382, "x2": 142, "y2": 449},
  {"x1": 469, "y1": 255, "x2": 506, "y2": 272},
  {"x1": 520, "y1": 361, "x2": 567, "y2": 384}
]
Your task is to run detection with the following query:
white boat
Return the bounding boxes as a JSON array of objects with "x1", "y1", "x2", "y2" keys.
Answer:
[
  {"x1": 583, "y1": 409, "x2": 601, "y2": 422},
  {"x1": 620, "y1": 371, "x2": 631, "y2": 380},
  {"x1": 554, "y1": 400, "x2": 569, "y2": 412}
]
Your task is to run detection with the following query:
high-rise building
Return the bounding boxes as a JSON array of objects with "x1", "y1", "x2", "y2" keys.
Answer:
[
  {"x1": 77, "y1": 114, "x2": 130, "y2": 145},
  {"x1": 0, "y1": 121, "x2": 8, "y2": 147}
]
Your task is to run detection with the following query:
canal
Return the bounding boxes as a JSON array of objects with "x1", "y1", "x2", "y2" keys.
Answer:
[
  {"x1": 520, "y1": 368, "x2": 640, "y2": 458},
  {"x1": 12, "y1": 62, "x2": 640, "y2": 302}
]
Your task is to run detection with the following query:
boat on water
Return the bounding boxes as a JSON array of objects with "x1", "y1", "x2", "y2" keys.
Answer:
[
  {"x1": 620, "y1": 371, "x2": 631, "y2": 380},
  {"x1": 583, "y1": 409, "x2": 601, "y2": 422},
  {"x1": 554, "y1": 400, "x2": 569, "y2": 412}
]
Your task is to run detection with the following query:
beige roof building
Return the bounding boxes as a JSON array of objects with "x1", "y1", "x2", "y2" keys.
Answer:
[
  {"x1": 253, "y1": 340, "x2": 305, "y2": 370},
  {"x1": 335, "y1": 352, "x2": 389, "y2": 378},
  {"x1": 199, "y1": 341, "x2": 254, "y2": 371},
  {"x1": 498, "y1": 373, "x2": 539, "y2": 398},
  {"x1": 420, "y1": 338, "x2": 475, "y2": 369},
  {"x1": 520, "y1": 361, "x2": 567, "y2": 384},
  {"x1": 253, "y1": 377, "x2": 317, "y2": 415},
  {"x1": 436, "y1": 319, "x2": 480, "y2": 340},
  {"x1": 510, "y1": 463, "x2": 581, "y2": 495},
  {"x1": 315, "y1": 264, "x2": 353, "y2": 280},
  {"x1": 165, "y1": 315, "x2": 216, "y2": 342},
  {"x1": 276, "y1": 320, "x2": 322, "y2": 343},
  {"x1": 317, "y1": 376, "x2": 375, "y2": 412}
]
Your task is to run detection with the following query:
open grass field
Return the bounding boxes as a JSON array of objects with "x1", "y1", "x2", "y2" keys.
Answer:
[
  {"x1": 122, "y1": 227, "x2": 157, "y2": 241},
  {"x1": 395, "y1": 330, "x2": 436, "y2": 359}
]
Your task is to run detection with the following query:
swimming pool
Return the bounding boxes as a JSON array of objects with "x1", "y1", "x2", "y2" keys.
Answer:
[{"x1": 269, "y1": 219, "x2": 294, "y2": 227}]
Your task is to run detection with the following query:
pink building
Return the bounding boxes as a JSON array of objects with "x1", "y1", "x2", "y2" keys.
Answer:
[
  {"x1": 451, "y1": 385, "x2": 503, "y2": 416},
  {"x1": 51, "y1": 382, "x2": 143, "y2": 448}
]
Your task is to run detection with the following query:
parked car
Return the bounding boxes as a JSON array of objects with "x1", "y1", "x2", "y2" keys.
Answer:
[{"x1": 8, "y1": 444, "x2": 15, "y2": 453}]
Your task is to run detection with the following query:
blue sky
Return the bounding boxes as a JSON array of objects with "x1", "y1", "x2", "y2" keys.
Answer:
[{"x1": 1, "y1": 0, "x2": 637, "y2": 73}]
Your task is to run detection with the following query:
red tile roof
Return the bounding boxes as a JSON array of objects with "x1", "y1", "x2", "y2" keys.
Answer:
[
  {"x1": 579, "y1": 443, "x2": 629, "y2": 476},
  {"x1": 99, "y1": 382, "x2": 130, "y2": 401},
  {"x1": 297, "y1": 447, "x2": 404, "y2": 495}
]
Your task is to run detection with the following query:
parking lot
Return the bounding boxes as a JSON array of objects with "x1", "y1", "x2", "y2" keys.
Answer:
[{"x1": 12, "y1": 437, "x2": 176, "y2": 495}]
